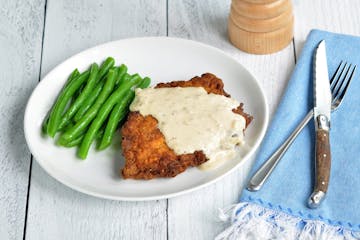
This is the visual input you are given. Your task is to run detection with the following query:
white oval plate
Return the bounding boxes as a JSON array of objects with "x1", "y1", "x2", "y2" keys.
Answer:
[{"x1": 24, "y1": 37, "x2": 269, "y2": 201}]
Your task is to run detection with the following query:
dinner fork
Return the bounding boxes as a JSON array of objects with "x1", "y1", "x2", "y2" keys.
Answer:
[{"x1": 247, "y1": 62, "x2": 357, "y2": 191}]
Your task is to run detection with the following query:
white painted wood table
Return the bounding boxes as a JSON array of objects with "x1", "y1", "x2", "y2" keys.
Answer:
[{"x1": 1, "y1": 0, "x2": 359, "y2": 239}]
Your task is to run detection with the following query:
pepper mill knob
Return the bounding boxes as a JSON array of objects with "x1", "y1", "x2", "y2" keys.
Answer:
[{"x1": 228, "y1": 0, "x2": 294, "y2": 54}]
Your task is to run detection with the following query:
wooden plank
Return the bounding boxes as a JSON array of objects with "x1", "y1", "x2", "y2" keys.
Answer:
[
  {"x1": 293, "y1": 0, "x2": 360, "y2": 54},
  {"x1": 25, "y1": 1, "x2": 167, "y2": 239},
  {"x1": 0, "y1": 0, "x2": 45, "y2": 239},
  {"x1": 167, "y1": 0, "x2": 295, "y2": 239}
]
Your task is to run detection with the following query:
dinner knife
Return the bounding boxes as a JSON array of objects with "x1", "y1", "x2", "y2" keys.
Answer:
[{"x1": 308, "y1": 40, "x2": 332, "y2": 208}]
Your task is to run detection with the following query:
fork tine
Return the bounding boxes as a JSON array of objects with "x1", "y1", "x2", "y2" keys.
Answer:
[
  {"x1": 337, "y1": 65, "x2": 357, "y2": 102},
  {"x1": 330, "y1": 61, "x2": 344, "y2": 89},
  {"x1": 331, "y1": 62, "x2": 348, "y2": 92},
  {"x1": 333, "y1": 64, "x2": 352, "y2": 100}
]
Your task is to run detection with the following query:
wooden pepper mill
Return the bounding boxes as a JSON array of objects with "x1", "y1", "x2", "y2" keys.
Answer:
[{"x1": 228, "y1": 0, "x2": 294, "y2": 54}]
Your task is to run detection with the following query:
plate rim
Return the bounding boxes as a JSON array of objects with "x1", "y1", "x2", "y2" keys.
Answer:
[{"x1": 24, "y1": 36, "x2": 269, "y2": 201}]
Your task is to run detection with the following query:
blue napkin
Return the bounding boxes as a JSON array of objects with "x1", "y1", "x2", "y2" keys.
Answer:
[{"x1": 217, "y1": 30, "x2": 360, "y2": 239}]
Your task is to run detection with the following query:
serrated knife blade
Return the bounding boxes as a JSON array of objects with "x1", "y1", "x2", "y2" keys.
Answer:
[{"x1": 313, "y1": 40, "x2": 332, "y2": 120}]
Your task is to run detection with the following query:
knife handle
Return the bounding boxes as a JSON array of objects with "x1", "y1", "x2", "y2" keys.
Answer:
[
  {"x1": 308, "y1": 115, "x2": 331, "y2": 208},
  {"x1": 314, "y1": 129, "x2": 331, "y2": 192}
]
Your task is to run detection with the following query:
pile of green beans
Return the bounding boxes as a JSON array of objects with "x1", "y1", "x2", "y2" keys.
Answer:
[{"x1": 42, "y1": 57, "x2": 151, "y2": 159}]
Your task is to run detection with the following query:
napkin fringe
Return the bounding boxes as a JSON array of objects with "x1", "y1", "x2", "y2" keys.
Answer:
[{"x1": 216, "y1": 202, "x2": 360, "y2": 240}]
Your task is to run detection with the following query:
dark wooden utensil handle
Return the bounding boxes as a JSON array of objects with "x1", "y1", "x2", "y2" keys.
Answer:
[{"x1": 314, "y1": 129, "x2": 331, "y2": 193}]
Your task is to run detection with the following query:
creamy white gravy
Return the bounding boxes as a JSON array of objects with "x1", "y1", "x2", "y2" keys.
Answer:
[{"x1": 130, "y1": 87, "x2": 246, "y2": 170}]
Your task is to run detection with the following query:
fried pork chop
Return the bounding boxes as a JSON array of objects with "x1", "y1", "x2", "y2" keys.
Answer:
[{"x1": 121, "y1": 73, "x2": 252, "y2": 179}]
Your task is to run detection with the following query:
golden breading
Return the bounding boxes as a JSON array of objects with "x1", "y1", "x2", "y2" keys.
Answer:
[
  {"x1": 156, "y1": 73, "x2": 230, "y2": 97},
  {"x1": 121, "y1": 112, "x2": 207, "y2": 179},
  {"x1": 121, "y1": 73, "x2": 252, "y2": 179}
]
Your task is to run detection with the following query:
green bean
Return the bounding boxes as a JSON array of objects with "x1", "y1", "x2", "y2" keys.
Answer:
[
  {"x1": 66, "y1": 69, "x2": 81, "y2": 87},
  {"x1": 47, "y1": 70, "x2": 90, "y2": 137},
  {"x1": 97, "y1": 90, "x2": 135, "y2": 150},
  {"x1": 137, "y1": 77, "x2": 151, "y2": 89},
  {"x1": 60, "y1": 68, "x2": 118, "y2": 142},
  {"x1": 115, "y1": 64, "x2": 127, "y2": 85},
  {"x1": 97, "y1": 57, "x2": 115, "y2": 82},
  {"x1": 124, "y1": 73, "x2": 131, "y2": 79},
  {"x1": 78, "y1": 74, "x2": 142, "y2": 159},
  {"x1": 96, "y1": 128, "x2": 104, "y2": 141},
  {"x1": 73, "y1": 84, "x2": 84, "y2": 99},
  {"x1": 57, "y1": 122, "x2": 83, "y2": 146},
  {"x1": 121, "y1": 73, "x2": 131, "y2": 83},
  {"x1": 73, "y1": 80, "x2": 105, "y2": 122},
  {"x1": 42, "y1": 69, "x2": 80, "y2": 135},
  {"x1": 61, "y1": 135, "x2": 83, "y2": 147},
  {"x1": 60, "y1": 128, "x2": 104, "y2": 148},
  {"x1": 72, "y1": 69, "x2": 86, "y2": 99},
  {"x1": 58, "y1": 63, "x2": 99, "y2": 130},
  {"x1": 42, "y1": 118, "x2": 49, "y2": 136}
]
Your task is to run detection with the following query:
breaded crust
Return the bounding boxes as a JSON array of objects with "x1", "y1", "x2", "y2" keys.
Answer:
[
  {"x1": 156, "y1": 73, "x2": 230, "y2": 97},
  {"x1": 121, "y1": 73, "x2": 252, "y2": 179}
]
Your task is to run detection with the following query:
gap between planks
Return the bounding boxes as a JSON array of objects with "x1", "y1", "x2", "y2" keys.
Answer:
[{"x1": 22, "y1": 1, "x2": 48, "y2": 239}]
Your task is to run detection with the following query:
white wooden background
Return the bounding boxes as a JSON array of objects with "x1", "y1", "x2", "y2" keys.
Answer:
[{"x1": 1, "y1": 0, "x2": 359, "y2": 239}]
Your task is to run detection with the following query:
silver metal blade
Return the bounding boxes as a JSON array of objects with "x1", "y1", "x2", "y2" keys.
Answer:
[{"x1": 313, "y1": 40, "x2": 332, "y2": 120}]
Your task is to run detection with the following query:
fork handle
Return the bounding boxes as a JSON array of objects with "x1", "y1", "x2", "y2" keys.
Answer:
[
  {"x1": 308, "y1": 115, "x2": 331, "y2": 208},
  {"x1": 247, "y1": 110, "x2": 314, "y2": 191}
]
